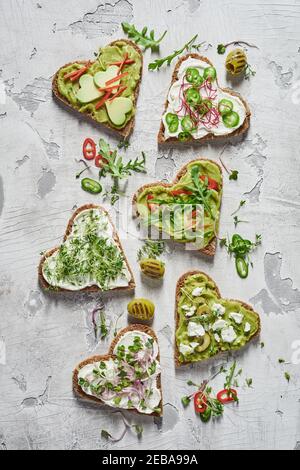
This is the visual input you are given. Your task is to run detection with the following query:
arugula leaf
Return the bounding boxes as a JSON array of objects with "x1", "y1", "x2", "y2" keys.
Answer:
[
  {"x1": 99, "y1": 139, "x2": 146, "y2": 180},
  {"x1": 149, "y1": 34, "x2": 198, "y2": 71},
  {"x1": 122, "y1": 23, "x2": 167, "y2": 51},
  {"x1": 189, "y1": 165, "x2": 215, "y2": 220}
]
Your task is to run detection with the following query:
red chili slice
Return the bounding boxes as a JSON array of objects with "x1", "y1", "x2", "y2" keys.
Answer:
[
  {"x1": 200, "y1": 175, "x2": 219, "y2": 191},
  {"x1": 83, "y1": 138, "x2": 97, "y2": 161},
  {"x1": 147, "y1": 194, "x2": 158, "y2": 212},
  {"x1": 95, "y1": 154, "x2": 108, "y2": 168},
  {"x1": 194, "y1": 392, "x2": 208, "y2": 414},
  {"x1": 217, "y1": 389, "x2": 238, "y2": 404},
  {"x1": 170, "y1": 189, "x2": 193, "y2": 197}
]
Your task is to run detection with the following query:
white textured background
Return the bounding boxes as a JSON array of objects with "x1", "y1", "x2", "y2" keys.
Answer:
[{"x1": 0, "y1": 0, "x2": 300, "y2": 451}]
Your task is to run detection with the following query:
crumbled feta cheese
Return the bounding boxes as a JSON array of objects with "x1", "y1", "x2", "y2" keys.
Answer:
[
  {"x1": 244, "y1": 322, "x2": 251, "y2": 333},
  {"x1": 179, "y1": 342, "x2": 198, "y2": 356},
  {"x1": 187, "y1": 322, "x2": 206, "y2": 338},
  {"x1": 192, "y1": 287, "x2": 204, "y2": 297},
  {"x1": 221, "y1": 326, "x2": 237, "y2": 343},
  {"x1": 182, "y1": 305, "x2": 196, "y2": 317},
  {"x1": 212, "y1": 303, "x2": 226, "y2": 317},
  {"x1": 214, "y1": 333, "x2": 221, "y2": 343},
  {"x1": 229, "y1": 312, "x2": 244, "y2": 325},
  {"x1": 212, "y1": 319, "x2": 228, "y2": 331}
]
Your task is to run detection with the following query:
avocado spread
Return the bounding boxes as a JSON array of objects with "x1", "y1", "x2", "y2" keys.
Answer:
[
  {"x1": 136, "y1": 160, "x2": 222, "y2": 248},
  {"x1": 57, "y1": 41, "x2": 142, "y2": 129},
  {"x1": 176, "y1": 273, "x2": 260, "y2": 364}
]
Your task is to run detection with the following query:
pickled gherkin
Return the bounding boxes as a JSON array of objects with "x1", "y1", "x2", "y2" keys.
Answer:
[
  {"x1": 127, "y1": 298, "x2": 155, "y2": 321},
  {"x1": 225, "y1": 49, "x2": 247, "y2": 76},
  {"x1": 140, "y1": 258, "x2": 165, "y2": 279}
]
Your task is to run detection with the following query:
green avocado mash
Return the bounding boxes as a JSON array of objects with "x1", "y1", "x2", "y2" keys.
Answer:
[
  {"x1": 176, "y1": 273, "x2": 260, "y2": 364},
  {"x1": 57, "y1": 41, "x2": 142, "y2": 129},
  {"x1": 136, "y1": 161, "x2": 222, "y2": 248}
]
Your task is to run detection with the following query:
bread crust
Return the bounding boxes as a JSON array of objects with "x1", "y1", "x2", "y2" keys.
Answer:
[
  {"x1": 72, "y1": 324, "x2": 163, "y2": 417},
  {"x1": 52, "y1": 39, "x2": 143, "y2": 138},
  {"x1": 174, "y1": 271, "x2": 261, "y2": 367},
  {"x1": 157, "y1": 53, "x2": 251, "y2": 145},
  {"x1": 132, "y1": 158, "x2": 223, "y2": 256},
  {"x1": 38, "y1": 204, "x2": 135, "y2": 293}
]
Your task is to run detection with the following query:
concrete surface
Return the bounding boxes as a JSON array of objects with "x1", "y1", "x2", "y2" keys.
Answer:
[{"x1": 0, "y1": 0, "x2": 300, "y2": 451}]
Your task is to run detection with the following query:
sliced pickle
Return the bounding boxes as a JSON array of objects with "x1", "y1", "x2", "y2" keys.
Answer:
[
  {"x1": 140, "y1": 258, "x2": 165, "y2": 279},
  {"x1": 127, "y1": 298, "x2": 155, "y2": 321}
]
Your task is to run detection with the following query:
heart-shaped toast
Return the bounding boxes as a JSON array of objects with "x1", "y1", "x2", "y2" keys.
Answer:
[
  {"x1": 53, "y1": 39, "x2": 143, "y2": 138},
  {"x1": 73, "y1": 324, "x2": 163, "y2": 417},
  {"x1": 175, "y1": 271, "x2": 260, "y2": 367},
  {"x1": 39, "y1": 204, "x2": 135, "y2": 293},
  {"x1": 158, "y1": 54, "x2": 251, "y2": 144},
  {"x1": 133, "y1": 159, "x2": 223, "y2": 256}
]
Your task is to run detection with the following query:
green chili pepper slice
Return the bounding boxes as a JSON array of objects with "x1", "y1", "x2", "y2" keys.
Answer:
[
  {"x1": 222, "y1": 111, "x2": 240, "y2": 128},
  {"x1": 186, "y1": 67, "x2": 203, "y2": 85},
  {"x1": 203, "y1": 66, "x2": 217, "y2": 81},
  {"x1": 185, "y1": 87, "x2": 201, "y2": 106},
  {"x1": 200, "y1": 407, "x2": 212, "y2": 423},
  {"x1": 235, "y1": 257, "x2": 249, "y2": 279},
  {"x1": 181, "y1": 116, "x2": 195, "y2": 132},
  {"x1": 166, "y1": 113, "x2": 179, "y2": 133},
  {"x1": 81, "y1": 178, "x2": 102, "y2": 195},
  {"x1": 166, "y1": 113, "x2": 178, "y2": 126},
  {"x1": 178, "y1": 131, "x2": 191, "y2": 142},
  {"x1": 218, "y1": 99, "x2": 233, "y2": 116}
]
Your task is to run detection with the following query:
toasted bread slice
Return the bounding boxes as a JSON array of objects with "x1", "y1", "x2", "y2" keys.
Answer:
[
  {"x1": 132, "y1": 159, "x2": 223, "y2": 256},
  {"x1": 174, "y1": 271, "x2": 261, "y2": 367},
  {"x1": 52, "y1": 39, "x2": 143, "y2": 138},
  {"x1": 73, "y1": 324, "x2": 163, "y2": 417},
  {"x1": 158, "y1": 53, "x2": 251, "y2": 145},
  {"x1": 39, "y1": 204, "x2": 135, "y2": 293}
]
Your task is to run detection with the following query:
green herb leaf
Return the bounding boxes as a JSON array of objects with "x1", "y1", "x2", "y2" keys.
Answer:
[
  {"x1": 245, "y1": 63, "x2": 256, "y2": 80},
  {"x1": 149, "y1": 34, "x2": 198, "y2": 71},
  {"x1": 284, "y1": 372, "x2": 291, "y2": 383},
  {"x1": 217, "y1": 44, "x2": 226, "y2": 55},
  {"x1": 181, "y1": 396, "x2": 191, "y2": 407},
  {"x1": 229, "y1": 170, "x2": 239, "y2": 181},
  {"x1": 278, "y1": 358, "x2": 286, "y2": 364},
  {"x1": 117, "y1": 139, "x2": 130, "y2": 150},
  {"x1": 132, "y1": 424, "x2": 143, "y2": 439},
  {"x1": 101, "y1": 429, "x2": 113, "y2": 440},
  {"x1": 122, "y1": 23, "x2": 167, "y2": 51},
  {"x1": 231, "y1": 200, "x2": 246, "y2": 216},
  {"x1": 245, "y1": 378, "x2": 253, "y2": 388}
]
